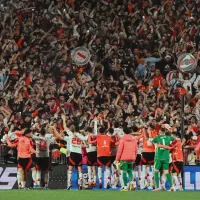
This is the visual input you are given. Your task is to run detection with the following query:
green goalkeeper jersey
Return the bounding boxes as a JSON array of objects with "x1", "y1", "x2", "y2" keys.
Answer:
[{"x1": 152, "y1": 135, "x2": 175, "y2": 160}]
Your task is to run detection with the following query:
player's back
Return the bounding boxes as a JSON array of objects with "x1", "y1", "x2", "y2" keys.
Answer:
[
  {"x1": 97, "y1": 135, "x2": 112, "y2": 157},
  {"x1": 34, "y1": 135, "x2": 54, "y2": 158},
  {"x1": 86, "y1": 135, "x2": 97, "y2": 153},
  {"x1": 172, "y1": 139, "x2": 183, "y2": 162},
  {"x1": 153, "y1": 135, "x2": 175, "y2": 160},
  {"x1": 143, "y1": 130, "x2": 158, "y2": 153},
  {"x1": 110, "y1": 135, "x2": 119, "y2": 156},
  {"x1": 18, "y1": 136, "x2": 32, "y2": 158},
  {"x1": 156, "y1": 135, "x2": 174, "y2": 146},
  {"x1": 69, "y1": 135, "x2": 83, "y2": 154}
]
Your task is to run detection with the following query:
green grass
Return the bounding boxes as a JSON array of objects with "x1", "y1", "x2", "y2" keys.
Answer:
[{"x1": 0, "y1": 190, "x2": 200, "y2": 200}]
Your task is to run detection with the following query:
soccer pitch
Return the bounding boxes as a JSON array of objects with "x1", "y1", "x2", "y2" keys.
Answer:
[{"x1": 0, "y1": 190, "x2": 199, "y2": 200}]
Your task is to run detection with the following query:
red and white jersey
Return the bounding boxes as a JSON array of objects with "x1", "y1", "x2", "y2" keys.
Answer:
[
  {"x1": 64, "y1": 131, "x2": 86, "y2": 154},
  {"x1": 86, "y1": 135, "x2": 97, "y2": 153},
  {"x1": 33, "y1": 134, "x2": 54, "y2": 158},
  {"x1": 76, "y1": 134, "x2": 97, "y2": 153}
]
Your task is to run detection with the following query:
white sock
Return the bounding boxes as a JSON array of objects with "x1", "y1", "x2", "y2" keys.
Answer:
[
  {"x1": 172, "y1": 175, "x2": 178, "y2": 186},
  {"x1": 151, "y1": 166, "x2": 154, "y2": 186},
  {"x1": 17, "y1": 171, "x2": 22, "y2": 188},
  {"x1": 67, "y1": 171, "x2": 72, "y2": 187},
  {"x1": 93, "y1": 175, "x2": 97, "y2": 183},
  {"x1": 21, "y1": 181, "x2": 26, "y2": 188},
  {"x1": 138, "y1": 166, "x2": 142, "y2": 187},
  {"x1": 88, "y1": 166, "x2": 92, "y2": 182},
  {"x1": 143, "y1": 165, "x2": 150, "y2": 184},
  {"x1": 79, "y1": 172, "x2": 83, "y2": 186},
  {"x1": 36, "y1": 170, "x2": 41, "y2": 186},
  {"x1": 161, "y1": 173, "x2": 166, "y2": 188},
  {"x1": 105, "y1": 168, "x2": 111, "y2": 184},
  {"x1": 98, "y1": 167, "x2": 102, "y2": 183},
  {"x1": 146, "y1": 166, "x2": 151, "y2": 183},
  {"x1": 132, "y1": 170, "x2": 136, "y2": 187},
  {"x1": 120, "y1": 170, "x2": 124, "y2": 187},
  {"x1": 32, "y1": 170, "x2": 37, "y2": 186},
  {"x1": 45, "y1": 172, "x2": 49, "y2": 187},
  {"x1": 111, "y1": 164, "x2": 115, "y2": 183},
  {"x1": 143, "y1": 165, "x2": 147, "y2": 182},
  {"x1": 114, "y1": 170, "x2": 120, "y2": 185},
  {"x1": 178, "y1": 173, "x2": 183, "y2": 188}
]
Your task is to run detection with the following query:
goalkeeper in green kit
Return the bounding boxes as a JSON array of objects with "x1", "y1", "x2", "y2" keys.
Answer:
[{"x1": 150, "y1": 124, "x2": 176, "y2": 191}]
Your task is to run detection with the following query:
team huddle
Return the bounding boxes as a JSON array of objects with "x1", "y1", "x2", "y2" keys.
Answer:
[{"x1": 4, "y1": 114, "x2": 183, "y2": 191}]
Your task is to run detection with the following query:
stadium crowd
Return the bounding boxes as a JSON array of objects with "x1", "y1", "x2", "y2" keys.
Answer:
[{"x1": 0, "y1": 0, "x2": 200, "y2": 191}]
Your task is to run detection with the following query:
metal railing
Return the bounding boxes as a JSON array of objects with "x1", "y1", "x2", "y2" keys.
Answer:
[
  {"x1": 0, "y1": 144, "x2": 68, "y2": 165},
  {"x1": 51, "y1": 151, "x2": 67, "y2": 164}
]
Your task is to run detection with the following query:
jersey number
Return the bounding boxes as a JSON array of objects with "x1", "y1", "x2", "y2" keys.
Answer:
[
  {"x1": 160, "y1": 139, "x2": 166, "y2": 150},
  {"x1": 72, "y1": 138, "x2": 81, "y2": 145}
]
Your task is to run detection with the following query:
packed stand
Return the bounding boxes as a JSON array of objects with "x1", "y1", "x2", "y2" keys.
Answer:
[{"x1": 0, "y1": 0, "x2": 200, "y2": 189}]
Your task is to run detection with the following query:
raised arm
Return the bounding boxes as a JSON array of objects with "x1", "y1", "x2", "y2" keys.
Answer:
[
  {"x1": 94, "y1": 119, "x2": 98, "y2": 136},
  {"x1": 76, "y1": 132, "x2": 88, "y2": 141},
  {"x1": 61, "y1": 114, "x2": 68, "y2": 131},
  {"x1": 6, "y1": 137, "x2": 17, "y2": 148}
]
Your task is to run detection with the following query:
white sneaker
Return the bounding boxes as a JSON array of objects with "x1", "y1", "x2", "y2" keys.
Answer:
[{"x1": 179, "y1": 187, "x2": 183, "y2": 191}]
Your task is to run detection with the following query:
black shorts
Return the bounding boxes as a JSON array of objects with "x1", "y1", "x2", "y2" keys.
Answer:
[
  {"x1": 69, "y1": 152, "x2": 82, "y2": 166},
  {"x1": 169, "y1": 163, "x2": 173, "y2": 172},
  {"x1": 18, "y1": 158, "x2": 33, "y2": 171},
  {"x1": 110, "y1": 156, "x2": 116, "y2": 164},
  {"x1": 36, "y1": 157, "x2": 50, "y2": 171},
  {"x1": 135, "y1": 154, "x2": 142, "y2": 167},
  {"x1": 172, "y1": 161, "x2": 183, "y2": 173},
  {"x1": 31, "y1": 154, "x2": 37, "y2": 166},
  {"x1": 97, "y1": 156, "x2": 111, "y2": 167},
  {"x1": 87, "y1": 151, "x2": 97, "y2": 166},
  {"x1": 141, "y1": 152, "x2": 155, "y2": 165},
  {"x1": 67, "y1": 156, "x2": 69, "y2": 165}
]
